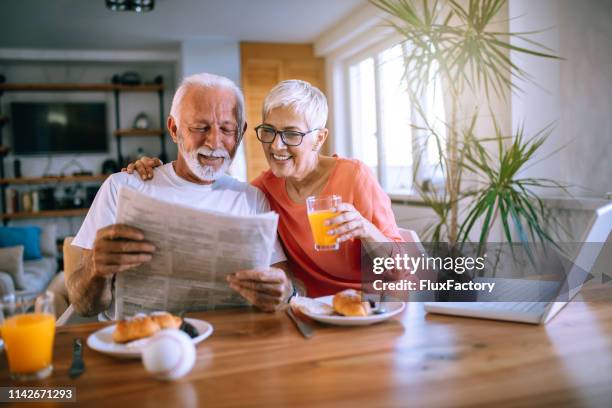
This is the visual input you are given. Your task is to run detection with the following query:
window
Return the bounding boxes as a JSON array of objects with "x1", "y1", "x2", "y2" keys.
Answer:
[{"x1": 347, "y1": 42, "x2": 446, "y2": 195}]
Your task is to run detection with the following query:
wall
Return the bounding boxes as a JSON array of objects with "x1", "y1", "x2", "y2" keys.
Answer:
[
  {"x1": 510, "y1": 0, "x2": 612, "y2": 199},
  {"x1": 509, "y1": 0, "x2": 611, "y2": 273},
  {"x1": 180, "y1": 40, "x2": 240, "y2": 84}
]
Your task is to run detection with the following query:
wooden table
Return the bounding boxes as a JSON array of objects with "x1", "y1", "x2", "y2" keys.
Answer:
[{"x1": 2, "y1": 285, "x2": 611, "y2": 407}]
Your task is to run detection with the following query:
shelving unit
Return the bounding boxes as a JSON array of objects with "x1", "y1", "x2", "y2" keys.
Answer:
[
  {"x1": 114, "y1": 128, "x2": 164, "y2": 137},
  {"x1": 2, "y1": 208, "x2": 91, "y2": 220},
  {"x1": 1, "y1": 175, "x2": 109, "y2": 223},
  {"x1": 0, "y1": 83, "x2": 163, "y2": 92},
  {"x1": 0, "y1": 78, "x2": 166, "y2": 220},
  {"x1": 110, "y1": 85, "x2": 167, "y2": 165},
  {"x1": 0, "y1": 175, "x2": 107, "y2": 185}
]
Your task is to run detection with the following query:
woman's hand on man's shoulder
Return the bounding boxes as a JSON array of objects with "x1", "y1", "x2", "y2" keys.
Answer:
[{"x1": 121, "y1": 156, "x2": 163, "y2": 180}]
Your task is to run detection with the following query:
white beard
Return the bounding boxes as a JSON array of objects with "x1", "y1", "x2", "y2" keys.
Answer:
[{"x1": 178, "y1": 134, "x2": 232, "y2": 182}]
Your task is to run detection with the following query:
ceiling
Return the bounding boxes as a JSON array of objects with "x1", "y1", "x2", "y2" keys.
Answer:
[{"x1": 0, "y1": 0, "x2": 365, "y2": 50}]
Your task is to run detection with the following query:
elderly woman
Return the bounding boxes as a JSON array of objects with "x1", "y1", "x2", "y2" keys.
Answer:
[{"x1": 126, "y1": 80, "x2": 405, "y2": 297}]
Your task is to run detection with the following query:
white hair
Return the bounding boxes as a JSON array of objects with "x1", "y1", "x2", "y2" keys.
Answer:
[
  {"x1": 170, "y1": 72, "x2": 246, "y2": 141},
  {"x1": 262, "y1": 80, "x2": 328, "y2": 129}
]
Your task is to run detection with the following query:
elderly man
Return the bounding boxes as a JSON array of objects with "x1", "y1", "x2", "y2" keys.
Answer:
[{"x1": 67, "y1": 73, "x2": 294, "y2": 318}]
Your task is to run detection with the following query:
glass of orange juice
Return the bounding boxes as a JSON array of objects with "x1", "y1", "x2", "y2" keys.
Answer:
[
  {"x1": 1, "y1": 291, "x2": 55, "y2": 380},
  {"x1": 306, "y1": 194, "x2": 341, "y2": 251}
]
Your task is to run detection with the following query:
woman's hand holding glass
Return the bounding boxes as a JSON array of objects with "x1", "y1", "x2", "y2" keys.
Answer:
[{"x1": 325, "y1": 203, "x2": 386, "y2": 244}]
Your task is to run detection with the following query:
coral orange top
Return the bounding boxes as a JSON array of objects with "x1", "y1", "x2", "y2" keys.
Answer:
[{"x1": 252, "y1": 156, "x2": 403, "y2": 297}]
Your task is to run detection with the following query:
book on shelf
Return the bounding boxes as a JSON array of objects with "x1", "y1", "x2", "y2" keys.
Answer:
[{"x1": 3, "y1": 188, "x2": 41, "y2": 214}]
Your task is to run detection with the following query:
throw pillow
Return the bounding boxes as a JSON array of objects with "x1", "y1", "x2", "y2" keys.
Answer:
[
  {"x1": 0, "y1": 226, "x2": 42, "y2": 260},
  {"x1": 40, "y1": 224, "x2": 58, "y2": 258},
  {"x1": 0, "y1": 245, "x2": 26, "y2": 290}
]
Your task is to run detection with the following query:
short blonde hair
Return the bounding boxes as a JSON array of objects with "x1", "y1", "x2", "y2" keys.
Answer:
[{"x1": 262, "y1": 80, "x2": 328, "y2": 129}]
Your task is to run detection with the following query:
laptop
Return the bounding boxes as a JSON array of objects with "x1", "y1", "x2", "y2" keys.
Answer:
[{"x1": 424, "y1": 202, "x2": 612, "y2": 324}]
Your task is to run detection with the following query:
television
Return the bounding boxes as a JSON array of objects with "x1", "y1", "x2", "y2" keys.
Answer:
[{"x1": 10, "y1": 102, "x2": 108, "y2": 155}]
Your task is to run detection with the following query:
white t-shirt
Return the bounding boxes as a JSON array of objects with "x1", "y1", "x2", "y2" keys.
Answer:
[{"x1": 73, "y1": 163, "x2": 286, "y2": 265}]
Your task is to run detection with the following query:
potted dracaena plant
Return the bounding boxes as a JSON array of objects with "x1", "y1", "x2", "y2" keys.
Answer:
[{"x1": 369, "y1": 0, "x2": 566, "y2": 260}]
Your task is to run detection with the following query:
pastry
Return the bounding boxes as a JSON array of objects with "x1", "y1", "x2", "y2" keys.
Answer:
[
  {"x1": 290, "y1": 296, "x2": 334, "y2": 316},
  {"x1": 332, "y1": 289, "x2": 372, "y2": 317},
  {"x1": 150, "y1": 311, "x2": 182, "y2": 329},
  {"x1": 112, "y1": 312, "x2": 182, "y2": 343},
  {"x1": 112, "y1": 315, "x2": 160, "y2": 343}
]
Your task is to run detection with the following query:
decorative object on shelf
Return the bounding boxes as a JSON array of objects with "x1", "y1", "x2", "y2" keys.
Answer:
[
  {"x1": 120, "y1": 72, "x2": 142, "y2": 86},
  {"x1": 13, "y1": 159, "x2": 21, "y2": 178},
  {"x1": 133, "y1": 112, "x2": 151, "y2": 129},
  {"x1": 102, "y1": 159, "x2": 119, "y2": 175},
  {"x1": 4, "y1": 188, "x2": 17, "y2": 214},
  {"x1": 72, "y1": 171, "x2": 93, "y2": 177},
  {"x1": 112, "y1": 72, "x2": 143, "y2": 85},
  {"x1": 106, "y1": 0, "x2": 155, "y2": 13},
  {"x1": 38, "y1": 188, "x2": 56, "y2": 211},
  {"x1": 21, "y1": 191, "x2": 32, "y2": 212},
  {"x1": 58, "y1": 158, "x2": 87, "y2": 178}
]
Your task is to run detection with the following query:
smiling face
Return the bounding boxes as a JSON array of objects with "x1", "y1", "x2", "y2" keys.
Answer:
[
  {"x1": 261, "y1": 107, "x2": 327, "y2": 181},
  {"x1": 168, "y1": 86, "x2": 239, "y2": 183}
]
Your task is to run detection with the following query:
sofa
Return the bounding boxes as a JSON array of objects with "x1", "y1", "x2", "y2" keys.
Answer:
[{"x1": 0, "y1": 225, "x2": 58, "y2": 301}]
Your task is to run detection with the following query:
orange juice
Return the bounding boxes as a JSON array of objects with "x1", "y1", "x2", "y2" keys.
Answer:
[
  {"x1": 2, "y1": 313, "x2": 55, "y2": 374},
  {"x1": 308, "y1": 210, "x2": 340, "y2": 250}
]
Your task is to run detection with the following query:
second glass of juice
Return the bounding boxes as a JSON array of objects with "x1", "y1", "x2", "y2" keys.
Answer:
[
  {"x1": 306, "y1": 194, "x2": 341, "y2": 251},
  {"x1": 1, "y1": 291, "x2": 56, "y2": 381}
]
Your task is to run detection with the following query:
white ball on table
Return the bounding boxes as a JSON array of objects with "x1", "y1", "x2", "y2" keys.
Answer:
[{"x1": 141, "y1": 329, "x2": 196, "y2": 380}]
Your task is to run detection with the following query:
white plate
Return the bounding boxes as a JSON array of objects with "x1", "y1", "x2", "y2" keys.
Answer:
[
  {"x1": 87, "y1": 318, "x2": 213, "y2": 359},
  {"x1": 300, "y1": 295, "x2": 406, "y2": 326}
]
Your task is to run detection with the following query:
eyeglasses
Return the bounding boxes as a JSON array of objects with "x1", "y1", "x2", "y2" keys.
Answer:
[{"x1": 254, "y1": 125, "x2": 319, "y2": 147}]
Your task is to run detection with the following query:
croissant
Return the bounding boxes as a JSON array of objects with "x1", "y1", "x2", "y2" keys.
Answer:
[{"x1": 332, "y1": 289, "x2": 372, "y2": 317}]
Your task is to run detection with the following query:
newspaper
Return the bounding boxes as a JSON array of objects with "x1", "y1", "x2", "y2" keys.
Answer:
[{"x1": 114, "y1": 187, "x2": 279, "y2": 319}]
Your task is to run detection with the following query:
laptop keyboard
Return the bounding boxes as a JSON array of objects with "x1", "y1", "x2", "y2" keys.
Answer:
[
  {"x1": 442, "y1": 278, "x2": 561, "y2": 315},
  {"x1": 468, "y1": 301, "x2": 547, "y2": 313},
  {"x1": 474, "y1": 277, "x2": 561, "y2": 302}
]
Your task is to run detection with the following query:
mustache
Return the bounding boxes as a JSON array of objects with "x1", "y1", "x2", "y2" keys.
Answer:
[{"x1": 193, "y1": 146, "x2": 231, "y2": 159}]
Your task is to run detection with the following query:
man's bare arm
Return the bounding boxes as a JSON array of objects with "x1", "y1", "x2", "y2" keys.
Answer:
[
  {"x1": 66, "y1": 224, "x2": 155, "y2": 317},
  {"x1": 65, "y1": 249, "x2": 114, "y2": 317}
]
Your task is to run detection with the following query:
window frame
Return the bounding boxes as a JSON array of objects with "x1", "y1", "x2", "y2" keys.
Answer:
[{"x1": 343, "y1": 36, "x2": 446, "y2": 200}]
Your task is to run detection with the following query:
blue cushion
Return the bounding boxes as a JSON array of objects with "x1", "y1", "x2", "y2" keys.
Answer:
[{"x1": 0, "y1": 227, "x2": 42, "y2": 260}]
